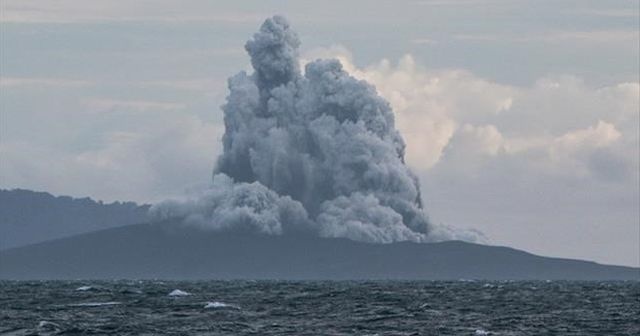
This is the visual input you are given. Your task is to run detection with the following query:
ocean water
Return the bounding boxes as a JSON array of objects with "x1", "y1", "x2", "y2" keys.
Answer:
[{"x1": 0, "y1": 281, "x2": 638, "y2": 335}]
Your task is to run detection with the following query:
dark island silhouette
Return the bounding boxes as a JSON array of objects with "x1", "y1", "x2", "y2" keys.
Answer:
[
  {"x1": 0, "y1": 189, "x2": 149, "y2": 250},
  {"x1": 1, "y1": 218, "x2": 637, "y2": 281}
]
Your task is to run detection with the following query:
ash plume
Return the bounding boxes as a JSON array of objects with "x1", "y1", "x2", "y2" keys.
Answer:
[{"x1": 153, "y1": 16, "x2": 469, "y2": 243}]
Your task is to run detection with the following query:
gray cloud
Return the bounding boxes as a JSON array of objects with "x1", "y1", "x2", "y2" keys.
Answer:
[{"x1": 152, "y1": 16, "x2": 472, "y2": 243}]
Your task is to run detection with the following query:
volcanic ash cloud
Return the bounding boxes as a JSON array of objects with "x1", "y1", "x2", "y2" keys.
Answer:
[{"x1": 153, "y1": 16, "x2": 467, "y2": 243}]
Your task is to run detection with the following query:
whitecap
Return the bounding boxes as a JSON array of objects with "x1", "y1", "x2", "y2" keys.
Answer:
[
  {"x1": 204, "y1": 301, "x2": 239, "y2": 309},
  {"x1": 38, "y1": 320, "x2": 60, "y2": 329},
  {"x1": 68, "y1": 301, "x2": 121, "y2": 307},
  {"x1": 168, "y1": 289, "x2": 191, "y2": 297},
  {"x1": 475, "y1": 329, "x2": 490, "y2": 335},
  {"x1": 75, "y1": 286, "x2": 93, "y2": 291}
]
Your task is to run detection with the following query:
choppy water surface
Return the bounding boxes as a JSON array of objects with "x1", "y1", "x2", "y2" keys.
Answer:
[{"x1": 1, "y1": 281, "x2": 638, "y2": 335}]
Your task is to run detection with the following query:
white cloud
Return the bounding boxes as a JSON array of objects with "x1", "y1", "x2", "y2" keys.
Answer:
[
  {"x1": 0, "y1": 0, "x2": 266, "y2": 24},
  {"x1": 553, "y1": 120, "x2": 621, "y2": 151},
  {"x1": 573, "y1": 8, "x2": 639, "y2": 18},
  {"x1": 1, "y1": 114, "x2": 222, "y2": 203},
  {"x1": 0, "y1": 77, "x2": 93, "y2": 88},
  {"x1": 535, "y1": 30, "x2": 640, "y2": 44},
  {"x1": 412, "y1": 0, "x2": 502, "y2": 6},
  {"x1": 135, "y1": 78, "x2": 224, "y2": 92},
  {"x1": 453, "y1": 30, "x2": 640, "y2": 44},
  {"x1": 0, "y1": 75, "x2": 228, "y2": 94},
  {"x1": 301, "y1": 47, "x2": 639, "y2": 266},
  {"x1": 309, "y1": 50, "x2": 637, "y2": 180},
  {"x1": 303, "y1": 48, "x2": 519, "y2": 169},
  {"x1": 411, "y1": 38, "x2": 438, "y2": 45},
  {"x1": 304, "y1": 48, "x2": 516, "y2": 169},
  {"x1": 83, "y1": 98, "x2": 187, "y2": 112}
]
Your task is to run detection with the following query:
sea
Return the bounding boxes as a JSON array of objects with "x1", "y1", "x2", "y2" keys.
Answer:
[{"x1": 1, "y1": 280, "x2": 638, "y2": 335}]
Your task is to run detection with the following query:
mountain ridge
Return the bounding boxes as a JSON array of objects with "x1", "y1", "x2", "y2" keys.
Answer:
[
  {"x1": 1, "y1": 221, "x2": 637, "y2": 280},
  {"x1": 0, "y1": 189, "x2": 149, "y2": 250}
]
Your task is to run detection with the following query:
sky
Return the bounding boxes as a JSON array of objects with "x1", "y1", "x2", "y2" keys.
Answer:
[{"x1": 1, "y1": 0, "x2": 638, "y2": 266}]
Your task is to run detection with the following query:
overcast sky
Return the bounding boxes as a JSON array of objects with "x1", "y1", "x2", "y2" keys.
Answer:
[{"x1": 1, "y1": 0, "x2": 638, "y2": 266}]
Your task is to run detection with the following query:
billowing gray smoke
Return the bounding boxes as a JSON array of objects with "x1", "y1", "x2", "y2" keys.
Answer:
[{"x1": 153, "y1": 16, "x2": 463, "y2": 243}]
